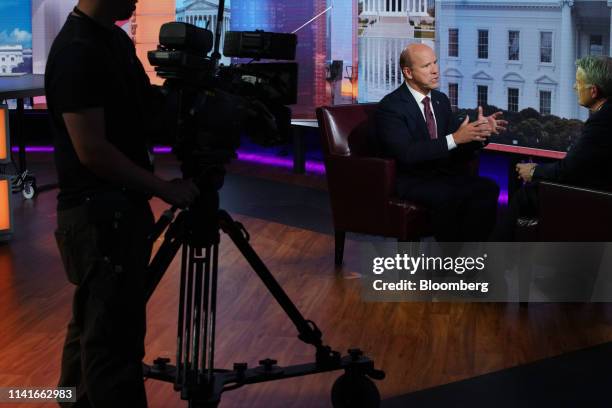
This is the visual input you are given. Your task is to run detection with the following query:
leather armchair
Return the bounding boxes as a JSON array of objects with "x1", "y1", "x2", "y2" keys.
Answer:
[
  {"x1": 517, "y1": 181, "x2": 612, "y2": 304},
  {"x1": 316, "y1": 103, "x2": 431, "y2": 266}
]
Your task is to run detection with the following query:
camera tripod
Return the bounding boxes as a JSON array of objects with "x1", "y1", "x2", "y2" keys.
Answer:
[{"x1": 141, "y1": 168, "x2": 384, "y2": 407}]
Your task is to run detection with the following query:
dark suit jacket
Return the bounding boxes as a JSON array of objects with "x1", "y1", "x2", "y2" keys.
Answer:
[
  {"x1": 534, "y1": 100, "x2": 612, "y2": 190},
  {"x1": 374, "y1": 84, "x2": 479, "y2": 181}
]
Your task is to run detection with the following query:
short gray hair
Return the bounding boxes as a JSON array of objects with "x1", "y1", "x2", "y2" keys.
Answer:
[{"x1": 576, "y1": 55, "x2": 612, "y2": 97}]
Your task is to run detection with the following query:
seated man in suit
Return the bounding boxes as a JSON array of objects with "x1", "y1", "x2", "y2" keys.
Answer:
[
  {"x1": 509, "y1": 56, "x2": 612, "y2": 236},
  {"x1": 517, "y1": 56, "x2": 612, "y2": 188},
  {"x1": 376, "y1": 43, "x2": 507, "y2": 242}
]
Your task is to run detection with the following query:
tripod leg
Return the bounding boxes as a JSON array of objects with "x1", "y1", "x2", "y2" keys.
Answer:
[
  {"x1": 206, "y1": 244, "x2": 219, "y2": 382},
  {"x1": 218, "y1": 210, "x2": 337, "y2": 362},
  {"x1": 197, "y1": 245, "x2": 212, "y2": 384},
  {"x1": 182, "y1": 245, "x2": 196, "y2": 388},
  {"x1": 146, "y1": 211, "x2": 187, "y2": 301},
  {"x1": 191, "y1": 247, "x2": 206, "y2": 382},
  {"x1": 176, "y1": 245, "x2": 188, "y2": 388}
]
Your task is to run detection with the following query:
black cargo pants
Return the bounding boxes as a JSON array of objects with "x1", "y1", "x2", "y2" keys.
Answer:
[{"x1": 55, "y1": 193, "x2": 154, "y2": 408}]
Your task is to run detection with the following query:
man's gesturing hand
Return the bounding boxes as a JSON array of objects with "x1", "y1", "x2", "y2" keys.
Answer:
[
  {"x1": 452, "y1": 114, "x2": 492, "y2": 145},
  {"x1": 478, "y1": 106, "x2": 508, "y2": 135}
]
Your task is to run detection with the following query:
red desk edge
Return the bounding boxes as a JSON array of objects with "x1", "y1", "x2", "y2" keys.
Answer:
[{"x1": 484, "y1": 143, "x2": 566, "y2": 159}]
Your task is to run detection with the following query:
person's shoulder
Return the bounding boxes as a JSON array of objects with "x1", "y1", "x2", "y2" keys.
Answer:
[
  {"x1": 378, "y1": 85, "x2": 406, "y2": 108},
  {"x1": 432, "y1": 88, "x2": 450, "y2": 103},
  {"x1": 45, "y1": 24, "x2": 104, "y2": 88},
  {"x1": 597, "y1": 99, "x2": 612, "y2": 121},
  {"x1": 111, "y1": 25, "x2": 135, "y2": 46},
  {"x1": 584, "y1": 100, "x2": 612, "y2": 130},
  {"x1": 49, "y1": 18, "x2": 101, "y2": 60},
  {"x1": 48, "y1": 39, "x2": 100, "y2": 71},
  {"x1": 64, "y1": 15, "x2": 102, "y2": 44}
]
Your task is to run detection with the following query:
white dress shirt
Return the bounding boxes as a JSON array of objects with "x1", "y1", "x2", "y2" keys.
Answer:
[{"x1": 405, "y1": 82, "x2": 457, "y2": 150}]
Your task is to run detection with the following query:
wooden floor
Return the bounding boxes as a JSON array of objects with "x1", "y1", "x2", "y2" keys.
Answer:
[{"x1": 3, "y1": 155, "x2": 612, "y2": 407}]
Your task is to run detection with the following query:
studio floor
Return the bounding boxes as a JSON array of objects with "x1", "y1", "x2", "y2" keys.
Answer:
[{"x1": 2, "y1": 153, "x2": 612, "y2": 407}]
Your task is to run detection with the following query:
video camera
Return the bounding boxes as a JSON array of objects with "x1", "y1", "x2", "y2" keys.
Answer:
[{"x1": 147, "y1": 21, "x2": 298, "y2": 178}]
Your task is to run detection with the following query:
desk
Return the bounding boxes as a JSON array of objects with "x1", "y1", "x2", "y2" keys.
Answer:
[
  {"x1": 0, "y1": 74, "x2": 46, "y2": 176},
  {"x1": 484, "y1": 143, "x2": 566, "y2": 160},
  {"x1": 291, "y1": 119, "x2": 318, "y2": 174}
]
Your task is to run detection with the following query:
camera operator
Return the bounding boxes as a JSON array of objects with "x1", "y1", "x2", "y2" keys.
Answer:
[{"x1": 45, "y1": 1, "x2": 199, "y2": 406}]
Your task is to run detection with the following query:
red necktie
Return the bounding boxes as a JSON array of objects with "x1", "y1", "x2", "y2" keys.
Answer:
[{"x1": 422, "y1": 96, "x2": 437, "y2": 140}]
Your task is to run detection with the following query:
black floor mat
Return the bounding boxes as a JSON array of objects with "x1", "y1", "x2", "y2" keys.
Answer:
[{"x1": 383, "y1": 341, "x2": 612, "y2": 408}]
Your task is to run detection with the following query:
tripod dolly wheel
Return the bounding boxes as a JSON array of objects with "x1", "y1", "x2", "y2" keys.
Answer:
[
  {"x1": 22, "y1": 180, "x2": 36, "y2": 199},
  {"x1": 331, "y1": 373, "x2": 381, "y2": 408}
]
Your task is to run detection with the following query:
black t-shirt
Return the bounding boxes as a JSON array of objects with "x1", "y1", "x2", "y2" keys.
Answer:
[{"x1": 45, "y1": 10, "x2": 155, "y2": 210}]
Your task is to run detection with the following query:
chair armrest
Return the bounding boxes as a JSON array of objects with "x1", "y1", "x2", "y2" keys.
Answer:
[
  {"x1": 324, "y1": 155, "x2": 397, "y2": 230},
  {"x1": 326, "y1": 155, "x2": 396, "y2": 197},
  {"x1": 538, "y1": 181, "x2": 612, "y2": 241}
]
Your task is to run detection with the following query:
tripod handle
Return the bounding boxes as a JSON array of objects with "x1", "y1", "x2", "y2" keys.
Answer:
[{"x1": 148, "y1": 207, "x2": 177, "y2": 244}]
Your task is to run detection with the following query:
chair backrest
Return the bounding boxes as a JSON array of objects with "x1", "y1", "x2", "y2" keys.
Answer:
[{"x1": 316, "y1": 103, "x2": 377, "y2": 158}]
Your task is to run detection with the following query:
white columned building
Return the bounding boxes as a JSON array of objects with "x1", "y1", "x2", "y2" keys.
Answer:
[
  {"x1": 559, "y1": 0, "x2": 576, "y2": 118},
  {"x1": 0, "y1": 46, "x2": 25, "y2": 76},
  {"x1": 362, "y1": 0, "x2": 429, "y2": 16},
  {"x1": 436, "y1": 0, "x2": 611, "y2": 120}
]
